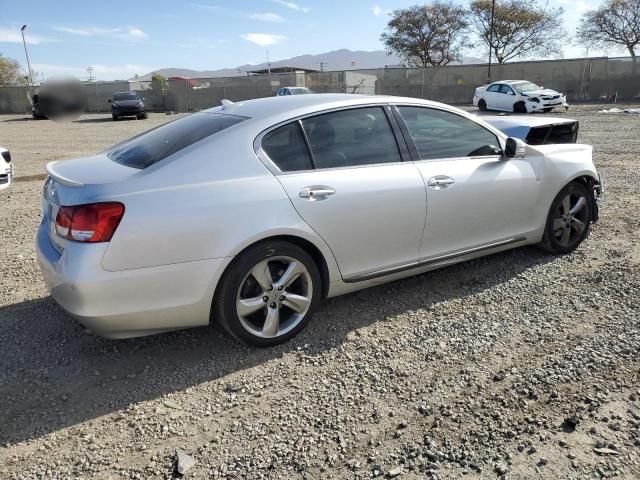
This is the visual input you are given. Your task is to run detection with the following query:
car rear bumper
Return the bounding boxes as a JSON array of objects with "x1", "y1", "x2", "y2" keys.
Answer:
[{"x1": 36, "y1": 221, "x2": 229, "y2": 338}]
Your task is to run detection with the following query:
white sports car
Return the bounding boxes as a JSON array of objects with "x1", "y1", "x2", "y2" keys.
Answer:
[
  {"x1": 0, "y1": 146, "x2": 12, "y2": 190},
  {"x1": 473, "y1": 80, "x2": 568, "y2": 113}
]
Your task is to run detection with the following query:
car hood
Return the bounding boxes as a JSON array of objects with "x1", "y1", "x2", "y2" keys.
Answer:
[
  {"x1": 113, "y1": 99, "x2": 141, "y2": 107},
  {"x1": 46, "y1": 154, "x2": 139, "y2": 187},
  {"x1": 522, "y1": 89, "x2": 561, "y2": 97}
]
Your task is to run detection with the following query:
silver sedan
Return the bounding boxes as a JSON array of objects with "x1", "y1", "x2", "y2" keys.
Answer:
[{"x1": 36, "y1": 94, "x2": 602, "y2": 346}]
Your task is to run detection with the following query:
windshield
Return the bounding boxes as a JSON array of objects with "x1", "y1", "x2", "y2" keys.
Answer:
[
  {"x1": 511, "y1": 82, "x2": 541, "y2": 94},
  {"x1": 107, "y1": 112, "x2": 247, "y2": 169},
  {"x1": 113, "y1": 93, "x2": 140, "y2": 101}
]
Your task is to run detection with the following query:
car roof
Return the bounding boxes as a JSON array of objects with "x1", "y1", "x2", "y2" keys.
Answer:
[{"x1": 204, "y1": 93, "x2": 451, "y2": 122}]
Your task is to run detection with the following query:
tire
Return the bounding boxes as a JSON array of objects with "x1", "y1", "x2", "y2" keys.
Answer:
[
  {"x1": 213, "y1": 240, "x2": 322, "y2": 347},
  {"x1": 478, "y1": 99, "x2": 487, "y2": 112},
  {"x1": 112, "y1": 114, "x2": 118, "y2": 121},
  {"x1": 137, "y1": 113, "x2": 148, "y2": 120},
  {"x1": 540, "y1": 181, "x2": 592, "y2": 254},
  {"x1": 543, "y1": 107, "x2": 553, "y2": 113},
  {"x1": 514, "y1": 101, "x2": 527, "y2": 113}
]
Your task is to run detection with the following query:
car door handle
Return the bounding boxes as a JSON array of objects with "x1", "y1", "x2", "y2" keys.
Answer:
[
  {"x1": 299, "y1": 186, "x2": 336, "y2": 200},
  {"x1": 427, "y1": 176, "x2": 455, "y2": 189}
]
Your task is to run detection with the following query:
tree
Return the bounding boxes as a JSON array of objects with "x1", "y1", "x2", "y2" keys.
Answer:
[
  {"x1": 381, "y1": 2, "x2": 471, "y2": 67},
  {"x1": 578, "y1": 0, "x2": 640, "y2": 65},
  {"x1": 150, "y1": 73, "x2": 167, "y2": 94},
  {"x1": 470, "y1": 0, "x2": 566, "y2": 63},
  {"x1": 0, "y1": 54, "x2": 27, "y2": 86}
]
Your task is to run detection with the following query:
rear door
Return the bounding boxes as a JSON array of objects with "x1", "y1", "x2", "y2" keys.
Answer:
[
  {"x1": 394, "y1": 105, "x2": 539, "y2": 260},
  {"x1": 258, "y1": 105, "x2": 427, "y2": 280}
]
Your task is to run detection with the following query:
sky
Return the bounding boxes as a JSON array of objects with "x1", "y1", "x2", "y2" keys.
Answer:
[{"x1": 0, "y1": 0, "x2": 612, "y2": 81}]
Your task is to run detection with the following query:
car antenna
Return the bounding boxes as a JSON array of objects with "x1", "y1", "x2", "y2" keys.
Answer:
[{"x1": 221, "y1": 99, "x2": 234, "y2": 109}]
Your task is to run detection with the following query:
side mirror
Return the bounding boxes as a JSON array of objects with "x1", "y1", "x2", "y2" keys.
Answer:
[
  {"x1": 108, "y1": 99, "x2": 112, "y2": 103},
  {"x1": 505, "y1": 137, "x2": 525, "y2": 158}
]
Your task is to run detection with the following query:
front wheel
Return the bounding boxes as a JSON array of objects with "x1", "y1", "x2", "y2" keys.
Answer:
[
  {"x1": 478, "y1": 99, "x2": 487, "y2": 111},
  {"x1": 213, "y1": 240, "x2": 322, "y2": 346},
  {"x1": 514, "y1": 101, "x2": 527, "y2": 113},
  {"x1": 540, "y1": 182, "x2": 592, "y2": 254},
  {"x1": 112, "y1": 114, "x2": 118, "y2": 121},
  {"x1": 543, "y1": 107, "x2": 553, "y2": 113}
]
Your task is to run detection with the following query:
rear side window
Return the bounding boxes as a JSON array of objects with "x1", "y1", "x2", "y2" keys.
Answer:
[
  {"x1": 397, "y1": 106, "x2": 501, "y2": 160},
  {"x1": 107, "y1": 112, "x2": 246, "y2": 169},
  {"x1": 262, "y1": 122, "x2": 313, "y2": 172},
  {"x1": 301, "y1": 107, "x2": 401, "y2": 169}
]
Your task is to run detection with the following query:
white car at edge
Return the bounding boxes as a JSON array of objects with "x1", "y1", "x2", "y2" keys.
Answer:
[
  {"x1": 0, "y1": 146, "x2": 12, "y2": 190},
  {"x1": 474, "y1": 80, "x2": 569, "y2": 113}
]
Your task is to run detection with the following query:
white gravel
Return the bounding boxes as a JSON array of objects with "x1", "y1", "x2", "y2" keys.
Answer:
[{"x1": 0, "y1": 106, "x2": 639, "y2": 479}]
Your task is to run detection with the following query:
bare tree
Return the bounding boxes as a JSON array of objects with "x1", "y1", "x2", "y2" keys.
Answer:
[
  {"x1": 0, "y1": 54, "x2": 27, "y2": 86},
  {"x1": 470, "y1": 0, "x2": 566, "y2": 63},
  {"x1": 578, "y1": 0, "x2": 640, "y2": 70},
  {"x1": 381, "y1": 2, "x2": 470, "y2": 67}
]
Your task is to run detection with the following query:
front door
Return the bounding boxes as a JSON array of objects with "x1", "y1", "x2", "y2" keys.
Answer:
[
  {"x1": 259, "y1": 106, "x2": 427, "y2": 279},
  {"x1": 394, "y1": 105, "x2": 540, "y2": 259}
]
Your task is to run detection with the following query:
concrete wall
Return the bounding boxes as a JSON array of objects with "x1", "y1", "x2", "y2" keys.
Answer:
[
  {"x1": 0, "y1": 86, "x2": 34, "y2": 114},
  {"x1": 1, "y1": 57, "x2": 638, "y2": 115}
]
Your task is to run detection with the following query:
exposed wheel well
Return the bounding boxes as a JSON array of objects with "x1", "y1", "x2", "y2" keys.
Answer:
[{"x1": 567, "y1": 175, "x2": 600, "y2": 222}]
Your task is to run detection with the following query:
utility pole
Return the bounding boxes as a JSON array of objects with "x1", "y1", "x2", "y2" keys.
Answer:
[
  {"x1": 20, "y1": 25, "x2": 34, "y2": 87},
  {"x1": 266, "y1": 49, "x2": 273, "y2": 93},
  {"x1": 487, "y1": 0, "x2": 496, "y2": 83}
]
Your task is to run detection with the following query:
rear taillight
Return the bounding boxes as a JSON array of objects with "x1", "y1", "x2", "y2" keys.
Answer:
[{"x1": 55, "y1": 202, "x2": 124, "y2": 243}]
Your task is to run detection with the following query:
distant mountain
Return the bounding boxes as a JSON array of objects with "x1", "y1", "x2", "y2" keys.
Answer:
[{"x1": 131, "y1": 49, "x2": 484, "y2": 81}]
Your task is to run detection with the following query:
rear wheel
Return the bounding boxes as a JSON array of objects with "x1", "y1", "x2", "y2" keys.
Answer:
[
  {"x1": 478, "y1": 99, "x2": 487, "y2": 111},
  {"x1": 112, "y1": 114, "x2": 118, "y2": 121},
  {"x1": 213, "y1": 240, "x2": 322, "y2": 347},
  {"x1": 514, "y1": 101, "x2": 527, "y2": 113},
  {"x1": 540, "y1": 181, "x2": 592, "y2": 254}
]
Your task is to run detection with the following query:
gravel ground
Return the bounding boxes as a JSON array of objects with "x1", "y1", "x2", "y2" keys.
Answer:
[{"x1": 1, "y1": 106, "x2": 639, "y2": 479}]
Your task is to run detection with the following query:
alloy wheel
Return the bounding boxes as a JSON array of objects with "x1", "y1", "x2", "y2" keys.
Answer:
[
  {"x1": 552, "y1": 191, "x2": 589, "y2": 248},
  {"x1": 236, "y1": 256, "x2": 313, "y2": 339}
]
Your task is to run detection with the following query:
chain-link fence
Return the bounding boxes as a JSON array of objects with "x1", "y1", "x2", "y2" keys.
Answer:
[{"x1": 1, "y1": 57, "x2": 638, "y2": 115}]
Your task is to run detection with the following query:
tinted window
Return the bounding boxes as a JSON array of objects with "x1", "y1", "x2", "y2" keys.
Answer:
[
  {"x1": 107, "y1": 112, "x2": 246, "y2": 169},
  {"x1": 498, "y1": 84, "x2": 514, "y2": 95},
  {"x1": 301, "y1": 107, "x2": 401, "y2": 169},
  {"x1": 397, "y1": 106, "x2": 502, "y2": 160},
  {"x1": 487, "y1": 84, "x2": 501, "y2": 92},
  {"x1": 262, "y1": 122, "x2": 313, "y2": 172},
  {"x1": 113, "y1": 93, "x2": 139, "y2": 101}
]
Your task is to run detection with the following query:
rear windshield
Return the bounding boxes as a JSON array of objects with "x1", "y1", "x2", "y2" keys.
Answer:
[
  {"x1": 113, "y1": 93, "x2": 140, "y2": 101},
  {"x1": 107, "y1": 112, "x2": 247, "y2": 169}
]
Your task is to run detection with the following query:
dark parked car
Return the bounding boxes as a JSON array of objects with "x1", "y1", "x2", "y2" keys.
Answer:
[{"x1": 109, "y1": 92, "x2": 147, "y2": 120}]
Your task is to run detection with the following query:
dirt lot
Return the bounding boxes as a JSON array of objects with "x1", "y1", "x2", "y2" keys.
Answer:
[{"x1": 0, "y1": 107, "x2": 639, "y2": 479}]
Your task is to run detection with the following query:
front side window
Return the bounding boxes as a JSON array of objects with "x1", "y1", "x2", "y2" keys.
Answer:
[
  {"x1": 261, "y1": 122, "x2": 313, "y2": 172},
  {"x1": 107, "y1": 112, "x2": 247, "y2": 169},
  {"x1": 300, "y1": 107, "x2": 401, "y2": 169},
  {"x1": 498, "y1": 84, "x2": 514, "y2": 95},
  {"x1": 397, "y1": 106, "x2": 502, "y2": 160}
]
